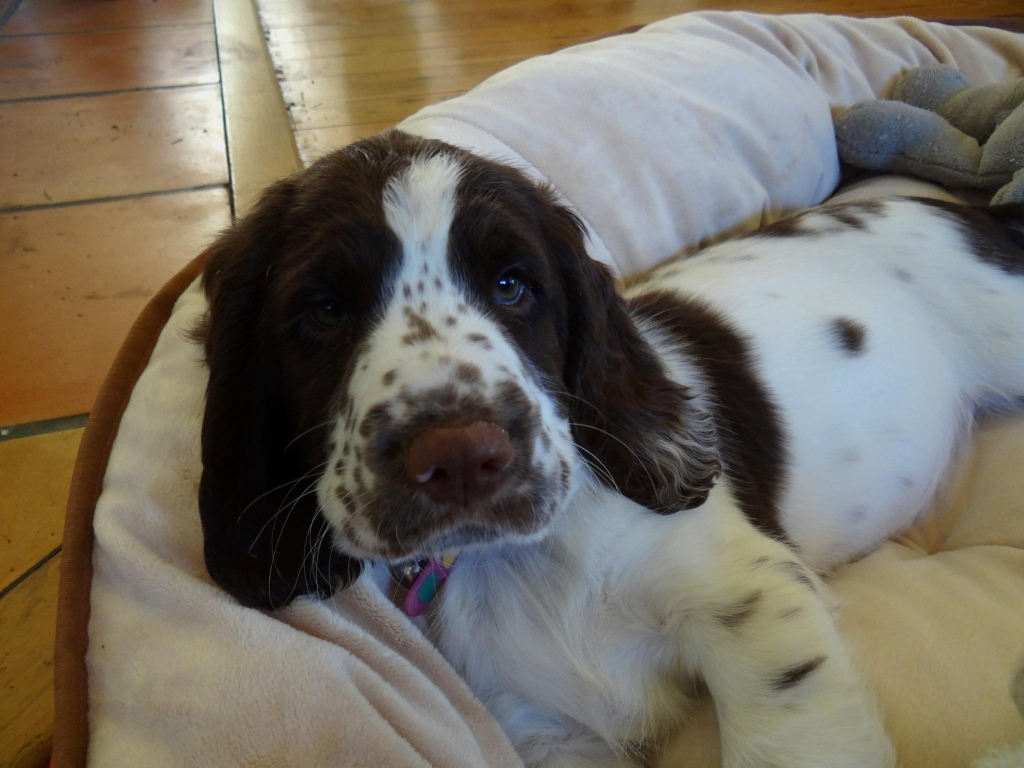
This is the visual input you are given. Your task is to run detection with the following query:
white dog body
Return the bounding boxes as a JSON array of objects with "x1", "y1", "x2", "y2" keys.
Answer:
[{"x1": 423, "y1": 200, "x2": 1024, "y2": 767}]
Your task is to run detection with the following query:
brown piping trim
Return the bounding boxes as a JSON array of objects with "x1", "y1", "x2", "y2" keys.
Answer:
[
  {"x1": 51, "y1": 246, "x2": 215, "y2": 767},
  {"x1": 929, "y1": 16, "x2": 1024, "y2": 32}
]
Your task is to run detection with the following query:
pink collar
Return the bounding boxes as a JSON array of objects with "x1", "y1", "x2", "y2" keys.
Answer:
[{"x1": 401, "y1": 554, "x2": 459, "y2": 617}]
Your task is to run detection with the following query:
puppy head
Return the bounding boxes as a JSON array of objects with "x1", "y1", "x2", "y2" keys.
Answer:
[{"x1": 196, "y1": 131, "x2": 716, "y2": 608}]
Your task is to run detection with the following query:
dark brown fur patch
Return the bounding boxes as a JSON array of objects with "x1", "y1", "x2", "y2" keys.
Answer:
[
  {"x1": 914, "y1": 198, "x2": 1024, "y2": 276},
  {"x1": 628, "y1": 290, "x2": 788, "y2": 538},
  {"x1": 772, "y1": 655, "x2": 826, "y2": 690},
  {"x1": 382, "y1": 370, "x2": 397, "y2": 386},
  {"x1": 830, "y1": 317, "x2": 866, "y2": 355}
]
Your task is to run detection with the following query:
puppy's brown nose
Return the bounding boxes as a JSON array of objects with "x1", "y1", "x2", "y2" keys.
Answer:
[{"x1": 406, "y1": 422, "x2": 513, "y2": 506}]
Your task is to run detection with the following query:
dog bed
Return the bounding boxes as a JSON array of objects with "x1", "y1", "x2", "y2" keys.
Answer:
[{"x1": 53, "y1": 12, "x2": 1024, "y2": 767}]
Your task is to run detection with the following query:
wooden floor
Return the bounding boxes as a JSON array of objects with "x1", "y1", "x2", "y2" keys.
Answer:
[{"x1": 0, "y1": 0, "x2": 1018, "y2": 765}]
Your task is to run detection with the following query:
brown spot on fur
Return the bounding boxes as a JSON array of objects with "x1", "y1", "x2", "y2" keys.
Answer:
[
  {"x1": 559, "y1": 459, "x2": 571, "y2": 489},
  {"x1": 455, "y1": 362, "x2": 483, "y2": 384},
  {"x1": 466, "y1": 332, "x2": 493, "y2": 350},
  {"x1": 830, "y1": 317, "x2": 866, "y2": 355},
  {"x1": 777, "y1": 561, "x2": 816, "y2": 591},
  {"x1": 360, "y1": 404, "x2": 389, "y2": 438},
  {"x1": 382, "y1": 370, "x2": 397, "y2": 386},
  {"x1": 402, "y1": 313, "x2": 439, "y2": 345},
  {"x1": 335, "y1": 486, "x2": 355, "y2": 511},
  {"x1": 759, "y1": 200, "x2": 884, "y2": 238},
  {"x1": 717, "y1": 590, "x2": 763, "y2": 628},
  {"x1": 758, "y1": 214, "x2": 806, "y2": 238},
  {"x1": 772, "y1": 656, "x2": 826, "y2": 690}
]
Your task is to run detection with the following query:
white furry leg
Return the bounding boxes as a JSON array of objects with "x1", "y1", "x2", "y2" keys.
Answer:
[{"x1": 660, "y1": 509, "x2": 895, "y2": 768}]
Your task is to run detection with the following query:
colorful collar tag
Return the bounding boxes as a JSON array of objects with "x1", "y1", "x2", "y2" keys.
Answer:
[{"x1": 403, "y1": 553, "x2": 458, "y2": 617}]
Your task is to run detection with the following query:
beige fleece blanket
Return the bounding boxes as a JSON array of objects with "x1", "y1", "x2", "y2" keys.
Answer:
[{"x1": 84, "y1": 13, "x2": 1024, "y2": 767}]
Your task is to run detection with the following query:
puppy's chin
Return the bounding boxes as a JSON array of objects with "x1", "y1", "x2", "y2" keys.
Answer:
[{"x1": 332, "y1": 510, "x2": 558, "y2": 563}]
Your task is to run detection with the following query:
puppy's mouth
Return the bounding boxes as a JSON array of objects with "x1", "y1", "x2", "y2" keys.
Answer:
[
  {"x1": 330, "y1": 475, "x2": 561, "y2": 562},
  {"x1": 322, "y1": 381, "x2": 573, "y2": 562},
  {"x1": 335, "y1": 511, "x2": 555, "y2": 563}
]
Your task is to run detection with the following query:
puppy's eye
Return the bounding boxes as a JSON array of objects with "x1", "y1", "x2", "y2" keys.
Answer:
[
  {"x1": 311, "y1": 300, "x2": 345, "y2": 329},
  {"x1": 494, "y1": 271, "x2": 527, "y2": 306}
]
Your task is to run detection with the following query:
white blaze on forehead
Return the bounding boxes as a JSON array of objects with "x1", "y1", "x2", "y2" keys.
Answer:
[
  {"x1": 382, "y1": 152, "x2": 463, "y2": 259},
  {"x1": 317, "y1": 151, "x2": 578, "y2": 555}
]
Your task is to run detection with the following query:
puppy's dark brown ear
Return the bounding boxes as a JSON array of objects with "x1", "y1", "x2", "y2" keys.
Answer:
[
  {"x1": 196, "y1": 179, "x2": 361, "y2": 609},
  {"x1": 543, "y1": 202, "x2": 721, "y2": 513}
]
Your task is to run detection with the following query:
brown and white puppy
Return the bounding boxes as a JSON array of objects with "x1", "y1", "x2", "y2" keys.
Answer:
[{"x1": 196, "y1": 130, "x2": 1024, "y2": 767}]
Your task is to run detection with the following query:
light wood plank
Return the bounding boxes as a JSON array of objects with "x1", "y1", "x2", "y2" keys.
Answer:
[
  {"x1": 255, "y1": 0, "x2": 688, "y2": 26},
  {"x1": 0, "y1": 0, "x2": 213, "y2": 36},
  {"x1": 255, "y1": 0, "x2": 685, "y2": 33},
  {"x1": 256, "y1": 0, "x2": 1022, "y2": 32},
  {"x1": 0, "y1": 85, "x2": 228, "y2": 209},
  {"x1": 266, "y1": 15, "x2": 643, "y2": 61},
  {"x1": 0, "y1": 430, "x2": 82, "y2": 594},
  {"x1": 282, "y1": 58, "x2": 524, "y2": 130},
  {"x1": 286, "y1": 86, "x2": 467, "y2": 131},
  {"x1": 295, "y1": 122, "x2": 394, "y2": 164},
  {"x1": 0, "y1": 188, "x2": 231, "y2": 426},
  {"x1": 0, "y1": 554, "x2": 61, "y2": 768},
  {"x1": 214, "y1": 0, "x2": 302, "y2": 216},
  {"x1": 276, "y1": 34, "x2": 574, "y2": 81},
  {"x1": 0, "y1": 26, "x2": 219, "y2": 101}
]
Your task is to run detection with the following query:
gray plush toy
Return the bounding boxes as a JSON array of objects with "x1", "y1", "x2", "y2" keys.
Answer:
[{"x1": 834, "y1": 64, "x2": 1024, "y2": 204}]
